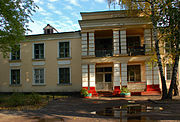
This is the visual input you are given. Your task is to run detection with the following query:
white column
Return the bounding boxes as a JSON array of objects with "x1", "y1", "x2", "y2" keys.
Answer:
[
  {"x1": 153, "y1": 65, "x2": 159, "y2": 85},
  {"x1": 82, "y1": 64, "x2": 88, "y2": 88},
  {"x1": 113, "y1": 30, "x2": 120, "y2": 56},
  {"x1": 89, "y1": 64, "x2": 95, "y2": 87},
  {"x1": 81, "y1": 33, "x2": 88, "y2": 56},
  {"x1": 121, "y1": 63, "x2": 127, "y2": 86},
  {"x1": 120, "y1": 30, "x2": 127, "y2": 55},
  {"x1": 113, "y1": 63, "x2": 120, "y2": 87},
  {"x1": 88, "y1": 32, "x2": 95, "y2": 56},
  {"x1": 146, "y1": 64, "x2": 153, "y2": 85},
  {"x1": 144, "y1": 29, "x2": 152, "y2": 54}
]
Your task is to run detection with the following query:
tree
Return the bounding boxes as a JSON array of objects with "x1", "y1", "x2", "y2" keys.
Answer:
[
  {"x1": 0, "y1": 0, "x2": 38, "y2": 57},
  {"x1": 107, "y1": 0, "x2": 179, "y2": 100}
]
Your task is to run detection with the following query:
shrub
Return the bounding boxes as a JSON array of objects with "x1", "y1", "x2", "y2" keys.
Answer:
[
  {"x1": 28, "y1": 93, "x2": 41, "y2": 105},
  {"x1": 7, "y1": 93, "x2": 26, "y2": 107},
  {"x1": 121, "y1": 87, "x2": 130, "y2": 93},
  {"x1": 80, "y1": 88, "x2": 89, "y2": 97}
]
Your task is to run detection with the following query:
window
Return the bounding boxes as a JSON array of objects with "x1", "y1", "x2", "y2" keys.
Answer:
[
  {"x1": 96, "y1": 67, "x2": 112, "y2": 82},
  {"x1": 59, "y1": 68, "x2": 70, "y2": 84},
  {"x1": 166, "y1": 64, "x2": 173, "y2": 80},
  {"x1": 34, "y1": 43, "x2": 44, "y2": 59},
  {"x1": 11, "y1": 45, "x2": 20, "y2": 60},
  {"x1": 11, "y1": 69, "x2": 20, "y2": 85},
  {"x1": 33, "y1": 68, "x2": 45, "y2": 84},
  {"x1": 59, "y1": 42, "x2": 70, "y2": 58},
  {"x1": 127, "y1": 65, "x2": 141, "y2": 82},
  {"x1": 127, "y1": 36, "x2": 141, "y2": 47}
]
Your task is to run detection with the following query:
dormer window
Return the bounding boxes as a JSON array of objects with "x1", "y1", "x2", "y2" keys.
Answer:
[{"x1": 43, "y1": 24, "x2": 58, "y2": 34}]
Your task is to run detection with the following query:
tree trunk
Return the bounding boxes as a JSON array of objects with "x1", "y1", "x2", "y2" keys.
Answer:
[
  {"x1": 167, "y1": 55, "x2": 179, "y2": 99},
  {"x1": 173, "y1": 79, "x2": 179, "y2": 96},
  {"x1": 150, "y1": 2, "x2": 168, "y2": 100}
]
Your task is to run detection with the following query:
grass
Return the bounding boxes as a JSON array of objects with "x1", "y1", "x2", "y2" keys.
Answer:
[{"x1": 0, "y1": 93, "x2": 68, "y2": 110}]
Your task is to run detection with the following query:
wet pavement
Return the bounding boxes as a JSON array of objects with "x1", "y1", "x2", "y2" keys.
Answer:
[{"x1": 0, "y1": 96, "x2": 180, "y2": 122}]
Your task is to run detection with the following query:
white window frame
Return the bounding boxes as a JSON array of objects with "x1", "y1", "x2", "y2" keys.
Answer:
[
  {"x1": 32, "y1": 42, "x2": 45, "y2": 59},
  {"x1": 10, "y1": 44, "x2": 21, "y2": 60},
  {"x1": 9, "y1": 68, "x2": 21, "y2": 85},
  {"x1": 32, "y1": 67, "x2": 45, "y2": 85},
  {"x1": 57, "y1": 40, "x2": 71, "y2": 58},
  {"x1": 58, "y1": 66, "x2": 71, "y2": 84}
]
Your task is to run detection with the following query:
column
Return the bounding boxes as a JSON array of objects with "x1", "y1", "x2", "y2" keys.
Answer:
[
  {"x1": 113, "y1": 30, "x2": 120, "y2": 56},
  {"x1": 88, "y1": 32, "x2": 95, "y2": 56},
  {"x1": 145, "y1": 64, "x2": 153, "y2": 91},
  {"x1": 120, "y1": 30, "x2": 127, "y2": 55},
  {"x1": 121, "y1": 63, "x2": 127, "y2": 87},
  {"x1": 144, "y1": 29, "x2": 152, "y2": 54},
  {"x1": 153, "y1": 65, "x2": 160, "y2": 90},
  {"x1": 89, "y1": 64, "x2": 96, "y2": 94},
  {"x1": 113, "y1": 63, "x2": 121, "y2": 95},
  {"x1": 82, "y1": 64, "x2": 88, "y2": 89},
  {"x1": 81, "y1": 33, "x2": 87, "y2": 56}
]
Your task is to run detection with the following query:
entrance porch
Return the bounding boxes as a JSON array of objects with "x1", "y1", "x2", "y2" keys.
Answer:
[{"x1": 81, "y1": 62, "x2": 161, "y2": 96}]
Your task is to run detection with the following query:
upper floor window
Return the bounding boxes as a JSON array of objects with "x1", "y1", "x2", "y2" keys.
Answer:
[
  {"x1": 34, "y1": 43, "x2": 44, "y2": 59},
  {"x1": 59, "y1": 42, "x2": 70, "y2": 58},
  {"x1": 11, "y1": 45, "x2": 20, "y2": 60},
  {"x1": 10, "y1": 69, "x2": 20, "y2": 85},
  {"x1": 166, "y1": 64, "x2": 172, "y2": 80},
  {"x1": 33, "y1": 68, "x2": 45, "y2": 85},
  {"x1": 59, "y1": 67, "x2": 70, "y2": 84}
]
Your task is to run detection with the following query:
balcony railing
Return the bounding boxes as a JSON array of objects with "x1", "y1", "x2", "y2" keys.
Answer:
[
  {"x1": 95, "y1": 49, "x2": 113, "y2": 57},
  {"x1": 127, "y1": 45, "x2": 145, "y2": 56}
]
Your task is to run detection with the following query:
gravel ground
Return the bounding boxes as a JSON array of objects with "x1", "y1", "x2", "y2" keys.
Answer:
[{"x1": 0, "y1": 96, "x2": 180, "y2": 122}]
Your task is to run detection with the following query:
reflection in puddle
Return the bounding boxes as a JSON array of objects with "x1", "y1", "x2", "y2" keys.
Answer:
[
  {"x1": 32, "y1": 117, "x2": 64, "y2": 122},
  {"x1": 94, "y1": 104, "x2": 163, "y2": 120}
]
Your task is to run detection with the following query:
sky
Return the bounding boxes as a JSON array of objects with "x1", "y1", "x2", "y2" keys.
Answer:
[{"x1": 28, "y1": 0, "x2": 121, "y2": 35}]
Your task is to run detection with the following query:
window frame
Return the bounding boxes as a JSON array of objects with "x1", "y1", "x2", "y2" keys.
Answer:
[
  {"x1": 33, "y1": 68, "x2": 45, "y2": 85},
  {"x1": 33, "y1": 43, "x2": 45, "y2": 59},
  {"x1": 127, "y1": 64, "x2": 141, "y2": 82},
  {"x1": 10, "y1": 44, "x2": 21, "y2": 60},
  {"x1": 165, "y1": 64, "x2": 173, "y2": 80},
  {"x1": 10, "y1": 69, "x2": 21, "y2": 85},
  {"x1": 58, "y1": 66, "x2": 71, "y2": 85},
  {"x1": 58, "y1": 40, "x2": 71, "y2": 58}
]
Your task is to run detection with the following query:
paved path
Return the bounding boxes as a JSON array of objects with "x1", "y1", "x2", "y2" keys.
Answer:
[{"x1": 0, "y1": 96, "x2": 180, "y2": 122}]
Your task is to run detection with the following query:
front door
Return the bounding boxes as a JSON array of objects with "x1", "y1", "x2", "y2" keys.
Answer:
[{"x1": 96, "y1": 67, "x2": 113, "y2": 91}]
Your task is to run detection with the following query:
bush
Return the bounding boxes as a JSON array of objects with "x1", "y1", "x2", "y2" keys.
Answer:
[
  {"x1": 80, "y1": 88, "x2": 89, "y2": 97},
  {"x1": 28, "y1": 93, "x2": 41, "y2": 105},
  {"x1": 7, "y1": 93, "x2": 26, "y2": 107},
  {"x1": 121, "y1": 87, "x2": 130, "y2": 93}
]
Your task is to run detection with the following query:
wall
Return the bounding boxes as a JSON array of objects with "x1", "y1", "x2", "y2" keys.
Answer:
[{"x1": 0, "y1": 33, "x2": 82, "y2": 92}]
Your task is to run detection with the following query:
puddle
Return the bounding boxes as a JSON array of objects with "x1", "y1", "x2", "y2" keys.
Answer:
[
  {"x1": 32, "y1": 117, "x2": 64, "y2": 122},
  {"x1": 93, "y1": 104, "x2": 163, "y2": 120}
]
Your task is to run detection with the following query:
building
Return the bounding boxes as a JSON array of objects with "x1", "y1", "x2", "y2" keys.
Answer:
[{"x1": 0, "y1": 10, "x2": 179, "y2": 95}]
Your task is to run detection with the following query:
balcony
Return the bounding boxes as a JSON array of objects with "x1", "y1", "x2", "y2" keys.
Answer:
[
  {"x1": 127, "y1": 45, "x2": 145, "y2": 56},
  {"x1": 95, "y1": 49, "x2": 113, "y2": 57}
]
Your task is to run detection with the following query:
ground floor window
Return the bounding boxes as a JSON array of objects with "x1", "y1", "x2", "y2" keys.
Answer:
[
  {"x1": 11, "y1": 69, "x2": 20, "y2": 85},
  {"x1": 166, "y1": 64, "x2": 173, "y2": 80},
  {"x1": 59, "y1": 67, "x2": 70, "y2": 84},
  {"x1": 33, "y1": 68, "x2": 44, "y2": 84},
  {"x1": 127, "y1": 65, "x2": 141, "y2": 82},
  {"x1": 96, "y1": 67, "x2": 112, "y2": 83}
]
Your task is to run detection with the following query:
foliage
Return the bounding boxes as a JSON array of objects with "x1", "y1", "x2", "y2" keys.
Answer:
[
  {"x1": 80, "y1": 88, "x2": 89, "y2": 97},
  {"x1": 6, "y1": 93, "x2": 26, "y2": 107},
  {"x1": 0, "y1": 0, "x2": 38, "y2": 57},
  {"x1": 27, "y1": 92, "x2": 41, "y2": 105},
  {"x1": 121, "y1": 87, "x2": 130, "y2": 93}
]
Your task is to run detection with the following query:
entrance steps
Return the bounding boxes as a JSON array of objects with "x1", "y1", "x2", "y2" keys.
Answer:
[
  {"x1": 97, "y1": 91, "x2": 113, "y2": 97},
  {"x1": 141, "y1": 91, "x2": 161, "y2": 96}
]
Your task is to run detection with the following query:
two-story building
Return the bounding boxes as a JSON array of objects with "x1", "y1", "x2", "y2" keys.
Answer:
[{"x1": 0, "y1": 10, "x2": 179, "y2": 95}]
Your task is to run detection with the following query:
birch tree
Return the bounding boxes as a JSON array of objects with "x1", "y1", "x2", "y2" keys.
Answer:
[{"x1": 107, "y1": 0, "x2": 179, "y2": 100}]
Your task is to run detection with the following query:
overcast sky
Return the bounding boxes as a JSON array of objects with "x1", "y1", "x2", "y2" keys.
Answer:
[{"x1": 27, "y1": 0, "x2": 121, "y2": 35}]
